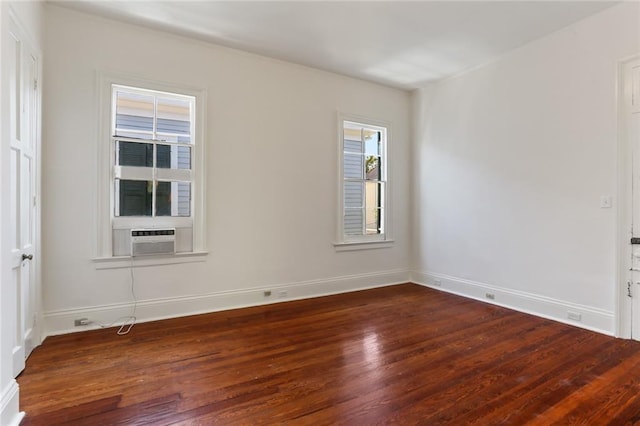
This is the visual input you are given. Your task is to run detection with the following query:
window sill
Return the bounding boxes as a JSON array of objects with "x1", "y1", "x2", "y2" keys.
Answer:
[
  {"x1": 93, "y1": 251, "x2": 208, "y2": 269},
  {"x1": 333, "y1": 240, "x2": 394, "y2": 252}
]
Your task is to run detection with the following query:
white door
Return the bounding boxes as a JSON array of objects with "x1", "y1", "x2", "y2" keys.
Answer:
[
  {"x1": 628, "y1": 58, "x2": 640, "y2": 340},
  {"x1": 8, "y1": 17, "x2": 40, "y2": 376}
]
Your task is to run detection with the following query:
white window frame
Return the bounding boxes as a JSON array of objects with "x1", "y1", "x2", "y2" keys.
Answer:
[
  {"x1": 111, "y1": 84, "x2": 194, "y2": 224},
  {"x1": 94, "y1": 72, "x2": 207, "y2": 263},
  {"x1": 335, "y1": 113, "x2": 393, "y2": 251}
]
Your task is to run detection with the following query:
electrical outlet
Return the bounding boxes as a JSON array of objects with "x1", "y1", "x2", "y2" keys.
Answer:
[
  {"x1": 74, "y1": 318, "x2": 90, "y2": 326},
  {"x1": 263, "y1": 290, "x2": 272, "y2": 297},
  {"x1": 485, "y1": 293, "x2": 495, "y2": 300},
  {"x1": 278, "y1": 290, "x2": 288, "y2": 298},
  {"x1": 568, "y1": 311, "x2": 582, "y2": 321},
  {"x1": 434, "y1": 279, "x2": 442, "y2": 287}
]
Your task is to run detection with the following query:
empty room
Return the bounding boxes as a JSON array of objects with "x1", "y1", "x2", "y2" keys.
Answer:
[{"x1": 1, "y1": 0, "x2": 640, "y2": 424}]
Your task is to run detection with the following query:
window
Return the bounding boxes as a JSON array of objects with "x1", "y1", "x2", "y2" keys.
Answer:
[
  {"x1": 338, "y1": 117, "x2": 389, "y2": 246},
  {"x1": 95, "y1": 73, "x2": 206, "y2": 262},
  {"x1": 112, "y1": 86, "x2": 194, "y2": 219}
]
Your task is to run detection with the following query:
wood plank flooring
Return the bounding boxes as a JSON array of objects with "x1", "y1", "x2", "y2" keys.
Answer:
[{"x1": 17, "y1": 284, "x2": 640, "y2": 425}]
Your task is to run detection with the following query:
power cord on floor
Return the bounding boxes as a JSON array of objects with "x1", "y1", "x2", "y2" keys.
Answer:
[{"x1": 93, "y1": 256, "x2": 137, "y2": 335}]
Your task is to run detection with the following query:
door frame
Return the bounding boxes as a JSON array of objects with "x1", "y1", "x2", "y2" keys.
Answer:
[{"x1": 617, "y1": 54, "x2": 640, "y2": 339}]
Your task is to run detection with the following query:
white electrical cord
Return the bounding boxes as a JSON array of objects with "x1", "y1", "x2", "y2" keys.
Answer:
[{"x1": 95, "y1": 256, "x2": 137, "y2": 335}]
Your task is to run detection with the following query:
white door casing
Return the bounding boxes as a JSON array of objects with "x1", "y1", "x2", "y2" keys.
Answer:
[
  {"x1": 625, "y1": 57, "x2": 640, "y2": 340},
  {"x1": 8, "y1": 14, "x2": 40, "y2": 377}
]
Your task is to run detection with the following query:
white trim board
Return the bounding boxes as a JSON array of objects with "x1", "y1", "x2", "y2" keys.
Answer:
[
  {"x1": 44, "y1": 269, "x2": 410, "y2": 336},
  {"x1": 412, "y1": 271, "x2": 615, "y2": 336},
  {"x1": 0, "y1": 381, "x2": 24, "y2": 426},
  {"x1": 616, "y1": 54, "x2": 640, "y2": 339}
]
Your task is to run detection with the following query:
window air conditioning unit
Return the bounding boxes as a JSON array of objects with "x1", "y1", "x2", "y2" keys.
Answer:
[{"x1": 131, "y1": 228, "x2": 176, "y2": 257}]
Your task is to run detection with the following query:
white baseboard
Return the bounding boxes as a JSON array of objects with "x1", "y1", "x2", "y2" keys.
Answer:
[
  {"x1": 44, "y1": 269, "x2": 410, "y2": 336},
  {"x1": 412, "y1": 270, "x2": 615, "y2": 335},
  {"x1": 0, "y1": 381, "x2": 24, "y2": 426}
]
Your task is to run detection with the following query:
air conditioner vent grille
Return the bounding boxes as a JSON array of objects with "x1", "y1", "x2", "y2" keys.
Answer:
[{"x1": 131, "y1": 228, "x2": 176, "y2": 257}]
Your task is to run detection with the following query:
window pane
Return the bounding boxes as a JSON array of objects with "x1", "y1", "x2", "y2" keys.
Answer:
[
  {"x1": 344, "y1": 209, "x2": 363, "y2": 235},
  {"x1": 344, "y1": 139, "x2": 362, "y2": 153},
  {"x1": 344, "y1": 181, "x2": 363, "y2": 208},
  {"x1": 156, "y1": 181, "x2": 191, "y2": 217},
  {"x1": 156, "y1": 181, "x2": 171, "y2": 216},
  {"x1": 344, "y1": 127, "x2": 362, "y2": 150},
  {"x1": 156, "y1": 144, "x2": 191, "y2": 169},
  {"x1": 344, "y1": 153, "x2": 363, "y2": 179},
  {"x1": 365, "y1": 131, "x2": 380, "y2": 156},
  {"x1": 116, "y1": 179, "x2": 152, "y2": 216},
  {"x1": 177, "y1": 146, "x2": 191, "y2": 170},
  {"x1": 156, "y1": 145, "x2": 170, "y2": 169},
  {"x1": 157, "y1": 97, "x2": 191, "y2": 142},
  {"x1": 116, "y1": 141, "x2": 153, "y2": 167},
  {"x1": 366, "y1": 182, "x2": 383, "y2": 234},
  {"x1": 366, "y1": 208, "x2": 382, "y2": 235},
  {"x1": 115, "y1": 90, "x2": 154, "y2": 139},
  {"x1": 365, "y1": 156, "x2": 380, "y2": 180},
  {"x1": 177, "y1": 182, "x2": 191, "y2": 217}
]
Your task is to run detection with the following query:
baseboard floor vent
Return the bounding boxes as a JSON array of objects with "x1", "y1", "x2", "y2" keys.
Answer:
[{"x1": 131, "y1": 229, "x2": 176, "y2": 257}]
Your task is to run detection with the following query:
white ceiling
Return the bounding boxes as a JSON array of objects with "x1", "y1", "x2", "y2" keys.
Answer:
[{"x1": 53, "y1": 1, "x2": 618, "y2": 90}]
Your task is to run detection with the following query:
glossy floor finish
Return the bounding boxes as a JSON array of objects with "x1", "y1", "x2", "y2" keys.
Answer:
[{"x1": 18, "y1": 284, "x2": 640, "y2": 425}]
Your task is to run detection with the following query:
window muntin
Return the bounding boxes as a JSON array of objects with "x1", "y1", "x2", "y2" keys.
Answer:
[
  {"x1": 341, "y1": 120, "x2": 387, "y2": 241},
  {"x1": 111, "y1": 85, "x2": 194, "y2": 219}
]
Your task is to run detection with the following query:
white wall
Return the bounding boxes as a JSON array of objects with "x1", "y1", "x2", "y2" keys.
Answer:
[
  {"x1": 413, "y1": 2, "x2": 640, "y2": 334},
  {"x1": 1, "y1": 2, "x2": 43, "y2": 424},
  {"x1": 42, "y1": 5, "x2": 411, "y2": 334}
]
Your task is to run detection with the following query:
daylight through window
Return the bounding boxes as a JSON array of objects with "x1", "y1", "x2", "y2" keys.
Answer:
[
  {"x1": 112, "y1": 85, "x2": 195, "y2": 218},
  {"x1": 341, "y1": 119, "x2": 387, "y2": 242}
]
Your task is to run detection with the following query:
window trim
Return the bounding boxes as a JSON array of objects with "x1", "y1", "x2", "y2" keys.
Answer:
[
  {"x1": 95, "y1": 71, "x2": 207, "y2": 260},
  {"x1": 336, "y1": 113, "x2": 392, "y2": 249}
]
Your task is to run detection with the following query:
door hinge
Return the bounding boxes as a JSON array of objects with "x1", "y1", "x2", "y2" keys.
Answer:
[
  {"x1": 628, "y1": 281, "x2": 633, "y2": 298},
  {"x1": 33, "y1": 79, "x2": 38, "y2": 90}
]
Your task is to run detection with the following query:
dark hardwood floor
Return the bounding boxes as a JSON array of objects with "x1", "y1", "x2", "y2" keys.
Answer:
[{"x1": 18, "y1": 284, "x2": 640, "y2": 425}]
